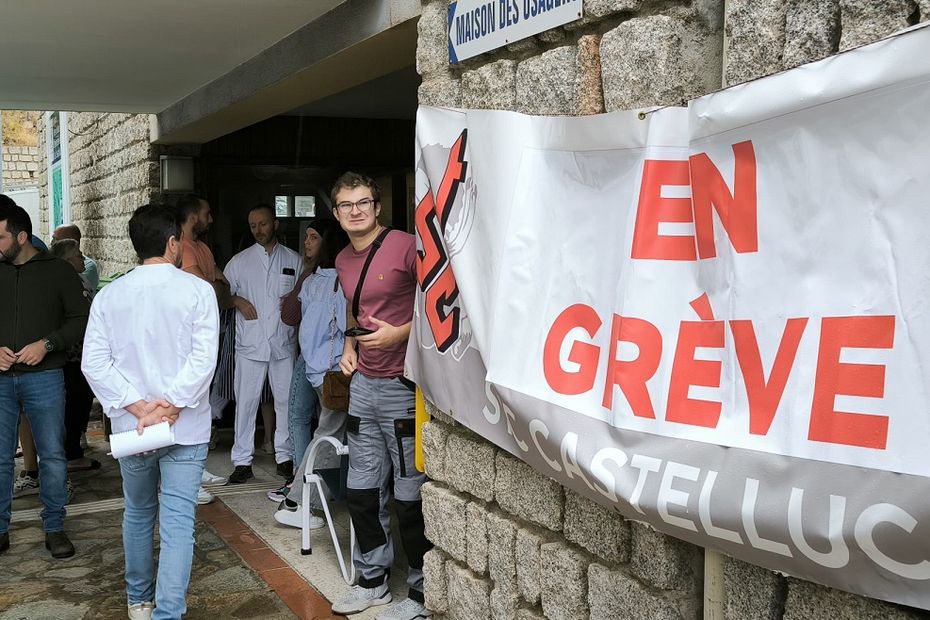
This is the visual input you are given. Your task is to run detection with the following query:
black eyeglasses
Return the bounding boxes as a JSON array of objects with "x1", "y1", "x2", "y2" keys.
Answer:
[{"x1": 335, "y1": 198, "x2": 376, "y2": 213}]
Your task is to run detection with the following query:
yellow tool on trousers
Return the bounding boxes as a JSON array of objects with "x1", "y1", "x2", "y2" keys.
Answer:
[{"x1": 415, "y1": 386, "x2": 430, "y2": 473}]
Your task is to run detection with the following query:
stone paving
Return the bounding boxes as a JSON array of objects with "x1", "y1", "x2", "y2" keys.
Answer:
[
  {"x1": 2, "y1": 416, "x2": 340, "y2": 619},
  {"x1": 13, "y1": 418, "x2": 122, "y2": 511},
  {"x1": 0, "y1": 509, "x2": 295, "y2": 619}
]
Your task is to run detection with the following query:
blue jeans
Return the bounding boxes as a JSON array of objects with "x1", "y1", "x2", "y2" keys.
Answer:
[
  {"x1": 0, "y1": 369, "x2": 68, "y2": 533},
  {"x1": 119, "y1": 443, "x2": 207, "y2": 620},
  {"x1": 288, "y1": 354, "x2": 319, "y2": 467}
]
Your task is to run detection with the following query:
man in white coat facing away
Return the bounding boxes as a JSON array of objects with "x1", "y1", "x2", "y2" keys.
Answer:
[{"x1": 82, "y1": 203, "x2": 219, "y2": 620}]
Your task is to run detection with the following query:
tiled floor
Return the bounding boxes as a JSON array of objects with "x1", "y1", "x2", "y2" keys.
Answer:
[{"x1": 200, "y1": 502, "x2": 340, "y2": 619}]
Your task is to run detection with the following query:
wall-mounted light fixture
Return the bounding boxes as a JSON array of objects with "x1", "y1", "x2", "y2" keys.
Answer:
[{"x1": 160, "y1": 156, "x2": 194, "y2": 192}]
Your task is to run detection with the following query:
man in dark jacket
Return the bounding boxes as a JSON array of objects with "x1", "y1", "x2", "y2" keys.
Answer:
[{"x1": 0, "y1": 195, "x2": 89, "y2": 558}]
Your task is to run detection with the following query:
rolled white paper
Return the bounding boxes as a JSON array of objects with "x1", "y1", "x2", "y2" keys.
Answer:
[{"x1": 109, "y1": 422, "x2": 175, "y2": 459}]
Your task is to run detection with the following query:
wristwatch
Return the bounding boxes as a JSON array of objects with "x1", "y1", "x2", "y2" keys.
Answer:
[{"x1": 43, "y1": 338, "x2": 55, "y2": 352}]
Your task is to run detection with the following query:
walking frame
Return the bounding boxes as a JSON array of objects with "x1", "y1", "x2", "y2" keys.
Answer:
[{"x1": 299, "y1": 435, "x2": 356, "y2": 585}]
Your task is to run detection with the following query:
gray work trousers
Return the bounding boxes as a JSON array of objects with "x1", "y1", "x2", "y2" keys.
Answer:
[{"x1": 346, "y1": 372, "x2": 431, "y2": 600}]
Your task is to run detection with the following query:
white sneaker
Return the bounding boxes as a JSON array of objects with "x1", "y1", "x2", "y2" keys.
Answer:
[
  {"x1": 201, "y1": 469, "x2": 227, "y2": 486},
  {"x1": 12, "y1": 473, "x2": 39, "y2": 498},
  {"x1": 127, "y1": 601, "x2": 154, "y2": 620},
  {"x1": 273, "y1": 504, "x2": 324, "y2": 530},
  {"x1": 376, "y1": 597, "x2": 432, "y2": 620},
  {"x1": 331, "y1": 583, "x2": 392, "y2": 615},
  {"x1": 197, "y1": 487, "x2": 214, "y2": 505}
]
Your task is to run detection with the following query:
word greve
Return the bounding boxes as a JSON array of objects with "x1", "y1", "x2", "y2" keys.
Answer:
[{"x1": 543, "y1": 304, "x2": 895, "y2": 450}]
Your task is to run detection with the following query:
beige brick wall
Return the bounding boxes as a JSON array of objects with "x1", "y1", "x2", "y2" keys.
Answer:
[
  {"x1": 417, "y1": 0, "x2": 928, "y2": 618},
  {"x1": 1, "y1": 146, "x2": 41, "y2": 190}
]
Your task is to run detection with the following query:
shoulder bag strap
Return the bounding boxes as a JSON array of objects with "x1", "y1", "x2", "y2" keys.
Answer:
[{"x1": 351, "y1": 227, "x2": 392, "y2": 322}]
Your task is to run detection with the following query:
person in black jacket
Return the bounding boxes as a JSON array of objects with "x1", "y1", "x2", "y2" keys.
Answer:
[{"x1": 0, "y1": 195, "x2": 89, "y2": 558}]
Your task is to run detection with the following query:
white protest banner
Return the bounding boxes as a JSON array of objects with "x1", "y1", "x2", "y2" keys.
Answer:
[{"x1": 408, "y1": 23, "x2": 930, "y2": 609}]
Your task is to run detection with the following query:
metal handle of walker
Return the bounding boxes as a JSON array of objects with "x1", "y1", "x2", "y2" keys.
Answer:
[{"x1": 300, "y1": 435, "x2": 356, "y2": 585}]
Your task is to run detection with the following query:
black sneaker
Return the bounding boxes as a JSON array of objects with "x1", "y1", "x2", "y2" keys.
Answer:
[
  {"x1": 45, "y1": 531, "x2": 75, "y2": 558},
  {"x1": 228, "y1": 465, "x2": 254, "y2": 484},
  {"x1": 0, "y1": 531, "x2": 9, "y2": 555},
  {"x1": 276, "y1": 460, "x2": 294, "y2": 480},
  {"x1": 277, "y1": 498, "x2": 298, "y2": 511}
]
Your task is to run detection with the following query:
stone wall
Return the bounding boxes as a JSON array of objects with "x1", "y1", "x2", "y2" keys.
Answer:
[
  {"x1": 1, "y1": 146, "x2": 40, "y2": 190},
  {"x1": 37, "y1": 121, "x2": 48, "y2": 238},
  {"x1": 421, "y1": 417, "x2": 926, "y2": 620},
  {"x1": 417, "y1": 1, "x2": 927, "y2": 619},
  {"x1": 67, "y1": 113, "x2": 157, "y2": 276},
  {"x1": 37, "y1": 113, "x2": 197, "y2": 277}
]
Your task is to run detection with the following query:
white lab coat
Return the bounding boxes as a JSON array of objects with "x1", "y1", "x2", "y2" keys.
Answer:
[
  {"x1": 223, "y1": 243, "x2": 303, "y2": 361},
  {"x1": 81, "y1": 264, "x2": 219, "y2": 445}
]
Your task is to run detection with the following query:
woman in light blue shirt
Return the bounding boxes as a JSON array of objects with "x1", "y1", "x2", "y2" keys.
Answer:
[
  {"x1": 274, "y1": 219, "x2": 351, "y2": 528},
  {"x1": 276, "y1": 222, "x2": 324, "y2": 497}
]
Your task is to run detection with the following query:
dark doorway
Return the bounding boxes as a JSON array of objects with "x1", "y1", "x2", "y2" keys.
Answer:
[{"x1": 198, "y1": 115, "x2": 415, "y2": 266}]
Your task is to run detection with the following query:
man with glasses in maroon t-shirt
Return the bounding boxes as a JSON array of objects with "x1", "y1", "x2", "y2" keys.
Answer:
[{"x1": 329, "y1": 172, "x2": 432, "y2": 620}]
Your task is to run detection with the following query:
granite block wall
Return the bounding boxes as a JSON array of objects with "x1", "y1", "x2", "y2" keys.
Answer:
[
  {"x1": 422, "y1": 412, "x2": 927, "y2": 619},
  {"x1": 417, "y1": 0, "x2": 928, "y2": 618}
]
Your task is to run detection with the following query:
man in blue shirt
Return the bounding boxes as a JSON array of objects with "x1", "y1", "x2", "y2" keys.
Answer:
[
  {"x1": 30, "y1": 234, "x2": 47, "y2": 251},
  {"x1": 53, "y1": 224, "x2": 99, "y2": 291}
]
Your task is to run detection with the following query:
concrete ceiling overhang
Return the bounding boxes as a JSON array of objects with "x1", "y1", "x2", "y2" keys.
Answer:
[
  {"x1": 0, "y1": 0, "x2": 421, "y2": 144},
  {"x1": 154, "y1": 0, "x2": 420, "y2": 144},
  {"x1": 0, "y1": 0, "x2": 345, "y2": 112}
]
